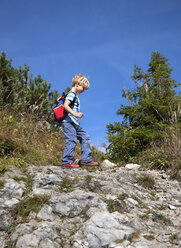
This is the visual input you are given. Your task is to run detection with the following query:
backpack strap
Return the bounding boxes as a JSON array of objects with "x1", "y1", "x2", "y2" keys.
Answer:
[
  {"x1": 55, "y1": 91, "x2": 77, "y2": 108},
  {"x1": 55, "y1": 95, "x2": 65, "y2": 107},
  {"x1": 69, "y1": 92, "x2": 77, "y2": 108}
]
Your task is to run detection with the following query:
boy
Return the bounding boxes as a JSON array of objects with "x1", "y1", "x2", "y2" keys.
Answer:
[{"x1": 61, "y1": 74, "x2": 98, "y2": 168}]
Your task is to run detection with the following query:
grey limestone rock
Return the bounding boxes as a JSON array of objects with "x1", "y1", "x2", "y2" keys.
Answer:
[
  {"x1": 0, "y1": 162, "x2": 180, "y2": 248},
  {"x1": 37, "y1": 205, "x2": 59, "y2": 221},
  {"x1": 11, "y1": 221, "x2": 62, "y2": 248},
  {"x1": 32, "y1": 173, "x2": 62, "y2": 195},
  {"x1": 50, "y1": 189, "x2": 107, "y2": 217},
  {"x1": 101, "y1": 159, "x2": 117, "y2": 168},
  {"x1": 72, "y1": 211, "x2": 137, "y2": 248},
  {"x1": 125, "y1": 164, "x2": 141, "y2": 170},
  {"x1": 0, "y1": 197, "x2": 19, "y2": 208},
  {"x1": 0, "y1": 209, "x2": 13, "y2": 231},
  {"x1": 0, "y1": 179, "x2": 25, "y2": 199}
]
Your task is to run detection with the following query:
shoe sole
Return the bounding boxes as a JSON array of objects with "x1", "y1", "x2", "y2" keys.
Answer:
[{"x1": 80, "y1": 163, "x2": 98, "y2": 166}]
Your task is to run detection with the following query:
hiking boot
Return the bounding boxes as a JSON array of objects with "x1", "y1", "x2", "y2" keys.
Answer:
[
  {"x1": 61, "y1": 162, "x2": 79, "y2": 168},
  {"x1": 80, "y1": 161, "x2": 99, "y2": 166}
]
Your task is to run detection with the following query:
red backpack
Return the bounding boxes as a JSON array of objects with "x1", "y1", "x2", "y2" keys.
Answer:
[{"x1": 53, "y1": 92, "x2": 76, "y2": 122}]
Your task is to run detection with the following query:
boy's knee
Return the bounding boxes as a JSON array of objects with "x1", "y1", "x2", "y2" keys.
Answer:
[
  {"x1": 66, "y1": 137, "x2": 77, "y2": 144},
  {"x1": 82, "y1": 133, "x2": 90, "y2": 142}
]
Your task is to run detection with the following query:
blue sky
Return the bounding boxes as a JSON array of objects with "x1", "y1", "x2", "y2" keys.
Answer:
[{"x1": 1, "y1": 0, "x2": 181, "y2": 150}]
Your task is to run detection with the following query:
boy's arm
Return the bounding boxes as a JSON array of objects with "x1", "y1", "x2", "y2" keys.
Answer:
[{"x1": 64, "y1": 100, "x2": 84, "y2": 118}]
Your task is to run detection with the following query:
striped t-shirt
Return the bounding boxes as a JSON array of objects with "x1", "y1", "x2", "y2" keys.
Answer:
[{"x1": 62, "y1": 90, "x2": 80, "y2": 125}]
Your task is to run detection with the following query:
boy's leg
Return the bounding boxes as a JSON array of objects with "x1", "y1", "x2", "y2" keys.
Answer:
[
  {"x1": 76, "y1": 125, "x2": 93, "y2": 163},
  {"x1": 62, "y1": 122, "x2": 77, "y2": 164}
]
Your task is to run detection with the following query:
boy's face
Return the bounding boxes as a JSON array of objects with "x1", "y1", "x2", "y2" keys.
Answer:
[{"x1": 76, "y1": 83, "x2": 85, "y2": 94}]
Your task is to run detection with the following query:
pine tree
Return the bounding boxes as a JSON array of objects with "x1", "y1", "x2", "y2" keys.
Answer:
[
  {"x1": 106, "y1": 52, "x2": 180, "y2": 162},
  {"x1": 0, "y1": 52, "x2": 59, "y2": 121},
  {"x1": 0, "y1": 51, "x2": 17, "y2": 105}
]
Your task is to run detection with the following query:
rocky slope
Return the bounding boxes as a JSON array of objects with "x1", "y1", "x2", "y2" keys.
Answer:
[{"x1": 0, "y1": 160, "x2": 181, "y2": 248}]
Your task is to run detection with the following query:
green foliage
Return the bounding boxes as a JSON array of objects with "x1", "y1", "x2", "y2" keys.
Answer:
[
  {"x1": 0, "y1": 180, "x2": 5, "y2": 189},
  {"x1": 152, "y1": 211, "x2": 171, "y2": 224},
  {"x1": 135, "y1": 174, "x2": 155, "y2": 189},
  {"x1": 14, "y1": 157, "x2": 27, "y2": 168},
  {"x1": 58, "y1": 177, "x2": 79, "y2": 193},
  {"x1": 132, "y1": 123, "x2": 181, "y2": 181},
  {"x1": 117, "y1": 193, "x2": 129, "y2": 200},
  {"x1": 105, "y1": 198, "x2": 127, "y2": 213},
  {"x1": 158, "y1": 204, "x2": 166, "y2": 210},
  {"x1": 139, "y1": 209, "x2": 171, "y2": 224},
  {"x1": 169, "y1": 233, "x2": 179, "y2": 244},
  {"x1": 11, "y1": 195, "x2": 50, "y2": 222},
  {"x1": 64, "y1": 86, "x2": 71, "y2": 94},
  {"x1": 0, "y1": 165, "x2": 8, "y2": 176},
  {"x1": 107, "y1": 124, "x2": 161, "y2": 162},
  {"x1": 106, "y1": 52, "x2": 181, "y2": 168},
  {"x1": 79, "y1": 206, "x2": 90, "y2": 221},
  {"x1": 92, "y1": 145, "x2": 105, "y2": 164},
  {"x1": 0, "y1": 52, "x2": 59, "y2": 121}
]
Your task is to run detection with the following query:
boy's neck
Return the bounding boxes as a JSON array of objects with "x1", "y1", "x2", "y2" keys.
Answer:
[{"x1": 71, "y1": 86, "x2": 77, "y2": 93}]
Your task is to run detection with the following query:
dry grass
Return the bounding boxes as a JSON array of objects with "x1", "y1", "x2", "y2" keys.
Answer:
[
  {"x1": 0, "y1": 110, "x2": 65, "y2": 166},
  {"x1": 135, "y1": 108, "x2": 181, "y2": 181},
  {"x1": 0, "y1": 109, "x2": 104, "y2": 169},
  {"x1": 148, "y1": 123, "x2": 181, "y2": 180},
  {"x1": 159, "y1": 127, "x2": 181, "y2": 180}
]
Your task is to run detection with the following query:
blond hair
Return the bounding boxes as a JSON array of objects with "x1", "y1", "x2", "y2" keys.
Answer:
[{"x1": 72, "y1": 74, "x2": 90, "y2": 89}]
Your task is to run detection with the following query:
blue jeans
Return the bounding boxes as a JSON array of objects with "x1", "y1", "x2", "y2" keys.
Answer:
[{"x1": 62, "y1": 122, "x2": 92, "y2": 164}]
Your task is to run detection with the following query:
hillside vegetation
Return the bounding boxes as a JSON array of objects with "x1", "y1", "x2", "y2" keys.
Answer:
[
  {"x1": 0, "y1": 52, "x2": 104, "y2": 169},
  {"x1": 106, "y1": 52, "x2": 181, "y2": 181},
  {"x1": 0, "y1": 108, "x2": 104, "y2": 170},
  {"x1": 0, "y1": 51, "x2": 58, "y2": 122},
  {"x1": 0, "y1": 51, "x2": 180, "y2": 181},
  {"x1": 0, "y1": 52, "x2": 180, "y2": 248}
]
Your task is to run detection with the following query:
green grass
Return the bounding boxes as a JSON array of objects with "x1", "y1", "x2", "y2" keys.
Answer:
[
  {"x1": 139, "y1": 209, "x2": 152, "y2": 220},
  {"x1": 79, "y1": 205, "x2": 90, "y2": 221},
  {"x1": 105, "y1": 198, "x2": 127, "y2": 213},
  {"x1": 169, "y1": 233, "x2": 179, "y2": 244},
  {"x1": 158, "y1": 204, "x2": 167, "y2": 210},
  {"x1": 0, "y1": 164, "x2": 9, "y2": 176},
  {"x1": 135, "y1": 174, "x2": 155, "y2": 189},
  {"x1": 11, "y1": 195, "x2": 50, "y2": 222},
  {"x1": 139, "y1": 209, "x2": 171, "y2": 225},
  {"x1": 152, "y1": 211, "x2": 171, "y2": 224},
  {"x1": 117, "y1": 193, "x2": 129, "y2": 200},
  {"x1": 58, "y1": 177, "x2": 79, "y2": 193},
  {"x1": 0, "y1": 180, "x2": 5, "y2": 189}
]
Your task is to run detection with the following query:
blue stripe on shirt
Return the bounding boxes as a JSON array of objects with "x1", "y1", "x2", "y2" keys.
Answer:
[{"x1": 62, "y1": 91, "x2": 80, "y2": 125}]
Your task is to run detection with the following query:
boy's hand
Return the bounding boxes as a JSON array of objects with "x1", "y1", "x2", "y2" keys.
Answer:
[
  {"x1": 74, "y1": 112, "x2": 84, "y2": 118},
  {"x1": 64, "y1": 101, "x2": 84, "y2": 118}
]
